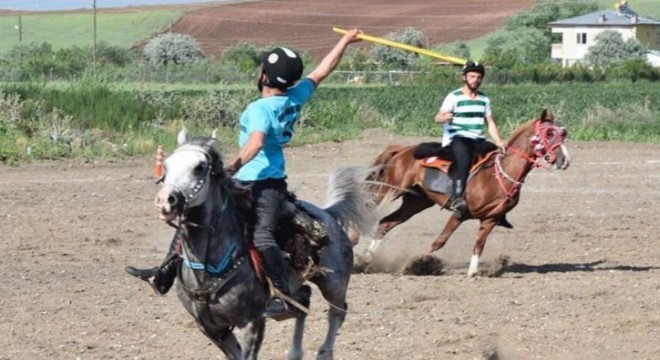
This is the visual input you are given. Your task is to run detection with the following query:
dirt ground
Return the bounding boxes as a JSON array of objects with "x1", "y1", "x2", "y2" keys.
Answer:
[{"x1": 1, "y1": 129, "x2": 660, "y2": 360}]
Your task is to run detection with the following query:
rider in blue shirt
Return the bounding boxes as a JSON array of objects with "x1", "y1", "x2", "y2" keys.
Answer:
[
  {"x1": 226, "y1": 31, "x2": 361, "y2": 317},
  {"x1": 126, "y1": 29, "x2": 362, "y2": 319}
]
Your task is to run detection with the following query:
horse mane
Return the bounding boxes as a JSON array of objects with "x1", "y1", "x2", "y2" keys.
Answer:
[
  {"x1": 186, "y1": 136, "x2": 225, "y2": 170},
  {"x1": 185, "y1": 136, "x2": 253, "y2": 245},
  {"x1": 506, "y1": 118, "x2": 538, "y2": 146}
]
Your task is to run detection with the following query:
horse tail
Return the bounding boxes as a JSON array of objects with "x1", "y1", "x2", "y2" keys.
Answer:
[{"x1": 323, "y1": 166, "x2": 378, "y2": 236}]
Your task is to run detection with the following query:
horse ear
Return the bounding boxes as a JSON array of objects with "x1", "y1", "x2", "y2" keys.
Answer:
[
  {"x1": 177, "y1": 126, "x2": 188, "y2": 146},
  {"x1": 540, "y1": 109, "x2": 554, "y2": 122},
  {"x1": 211, "y1": 129, "x2": 218, "y2": 139}
]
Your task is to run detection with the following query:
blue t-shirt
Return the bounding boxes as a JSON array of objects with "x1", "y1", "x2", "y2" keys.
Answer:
[{"x1": 236, "y1": 78, "x2": 316, "y2": 181}]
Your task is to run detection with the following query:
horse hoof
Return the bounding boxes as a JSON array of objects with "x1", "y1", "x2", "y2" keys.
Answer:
[
  {"x1": 287, "y1": 350, "x2": 303, "y2": 360},
  {"x1": 316, "y1": 349, "x2": 333, "y2": 360}
]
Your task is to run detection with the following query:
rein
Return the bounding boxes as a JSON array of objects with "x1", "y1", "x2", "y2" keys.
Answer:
[
  {"x1": 486, "y1": 119, "x2": 565, "y2": 217},
  {"x1": 162, "y1": 145, "x2": 243, "y2": 301}
]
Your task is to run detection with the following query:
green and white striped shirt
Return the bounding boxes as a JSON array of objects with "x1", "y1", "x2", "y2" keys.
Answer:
[{"x1": 440, "y1": 89, "x2": 492, "y2": 145}]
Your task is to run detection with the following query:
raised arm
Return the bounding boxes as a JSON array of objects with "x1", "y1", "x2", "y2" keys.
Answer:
[{"x1": 306, "y1": 28, "x2": 362, "y2": 85}]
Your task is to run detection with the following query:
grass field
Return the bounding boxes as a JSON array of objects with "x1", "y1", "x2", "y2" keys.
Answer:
[
  {"x1": 595, "y1": 0, "x2": 660, "y2": 18},
  {"x1": 0, "y1": 9, "x2": 184, "y2": 51}
]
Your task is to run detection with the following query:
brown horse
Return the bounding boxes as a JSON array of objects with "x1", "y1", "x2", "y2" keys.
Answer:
[{"x1": 363, "y1": 109, "x2": 570, "y2": 276}]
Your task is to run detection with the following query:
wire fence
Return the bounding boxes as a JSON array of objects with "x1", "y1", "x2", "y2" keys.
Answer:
[{"x1": 0, "y1": 63, "x2": 437, "y2": 85}]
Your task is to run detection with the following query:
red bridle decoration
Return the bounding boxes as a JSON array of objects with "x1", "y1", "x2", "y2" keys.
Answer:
[{"x1": 487, "y1": 119, "x2": 568, "y2": 217}]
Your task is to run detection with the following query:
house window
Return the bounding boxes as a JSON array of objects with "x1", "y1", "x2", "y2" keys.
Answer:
[{"x1": 576, "y1": 33, "x2": 587, "y2": 44}]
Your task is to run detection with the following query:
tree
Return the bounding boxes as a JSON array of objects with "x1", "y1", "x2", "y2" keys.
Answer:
[
  {"x1": 483, "y1": 28, "x2": 550, "y2": 69},
  {"x1": 506, "y1": 0, "x2": 598, "y2": 38},
  {"x1": 449, "y1": 40, "x2": 471, "y2": 61},
  {"x1": 143, "y1": 33, "x2": 205, "y2": 66},
  {"x1": 431, "y1": 40, "x2": 472, "y2": 63},
  {"x1": 221, "y1": 41, "x2": 260, "y2": 73},
  {"x1": 337, "y1": 48, "x2": 377, "y2": 71},
  {"x1": 503, "y1": 0, "x2": 599, "y2": 59},
  {"x1": 95, "y1": 42, "x2": 134, "y2": 67},
  {"x1": 585, "y1": 30, "x2": 648, "y2": 67},
  {"x1": 370, "y1": 27, "x2": 426, "y2": 69}
]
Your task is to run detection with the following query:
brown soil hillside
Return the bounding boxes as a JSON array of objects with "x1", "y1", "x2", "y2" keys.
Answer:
[{"x1": 172, "y1": 0, "x2": 535, "y2": 59}]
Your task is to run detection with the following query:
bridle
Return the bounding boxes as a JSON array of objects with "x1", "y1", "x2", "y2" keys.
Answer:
[
  {"x1": 159, "y1": 145, "x2": 245, "y2": 304},
  {"x1": 158, "y1": 145, "x2": 226, "y2": 232},
  {"x1": 488, "y1": 119, "x2": 567, "y2": 214},
  {"x1": 498, "y1": 120, "x2": 568, "y2": 171}
]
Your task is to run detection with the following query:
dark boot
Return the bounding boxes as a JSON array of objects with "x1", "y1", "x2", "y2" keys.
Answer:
[
  {"x1": 259, "y1": 247, "x2": 292, "y2": 318},
  {"x1": 125, "y1": 232, "x2": 181, "y2": 295},
  {"x1": 451, "y1": 179, "x2": 468, "y2": 218},
  {"x1": 498, "y1": 215, "x2": 514, "y2": 229}
]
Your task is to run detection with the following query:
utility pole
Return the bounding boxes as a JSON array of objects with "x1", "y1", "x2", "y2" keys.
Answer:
[
  {"x1": 17, "y1": 15, "x2": 22, "y2": 43},
  {"x1": 93, "y1": 0, "x2": 97, "y2": 77}
]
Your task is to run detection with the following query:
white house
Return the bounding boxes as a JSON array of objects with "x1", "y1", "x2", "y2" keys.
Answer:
[{"x1": 548, "y1": 1, "x2": 660, "y2": 66}]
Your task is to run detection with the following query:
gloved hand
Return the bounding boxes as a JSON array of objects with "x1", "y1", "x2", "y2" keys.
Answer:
[{"x1": 223, "y1": 166, "x2": 237, "y2": 177}]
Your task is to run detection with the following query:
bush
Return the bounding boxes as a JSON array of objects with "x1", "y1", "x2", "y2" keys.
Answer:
[
  {"x1": 483, "y1": 28, "x2": 550, "y2": 69},
  {"x1": 370, "y1": 27, "x2": 426, "y2": 70},
  {"x1": 96, "y1": 42, "x2": 135, "y2": 67},
  {"x1": 585, "y1": 31, "x2": 649, "y2": 67},
  {"x1": 143, "y1": 33, "x2": 205, "y2": 66},
  {"x1": 221, "y1": 41, "x2": 261, "y2": 73},
  {"x1": 610, "y1": 59, "x2": 658, "y2": 82}
]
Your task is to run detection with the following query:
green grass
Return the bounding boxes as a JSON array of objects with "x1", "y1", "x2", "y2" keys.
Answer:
[
  {"x1": 1, "y1": 80, "x2": 658, "y2": 164},
  {"x1": 0, "y1": 9, "x2": 184, "y2": 51},
  {"x1": 595, "y1": 0, "x2": 660, "y2": 18},
  {"x1": 464, "y1": 33, "x2": 493, "y2": 62}
]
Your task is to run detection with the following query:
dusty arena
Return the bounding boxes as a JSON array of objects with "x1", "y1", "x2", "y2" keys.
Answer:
[{"x1": 1, "y1": 130, "x2": 659, "y2": 359}]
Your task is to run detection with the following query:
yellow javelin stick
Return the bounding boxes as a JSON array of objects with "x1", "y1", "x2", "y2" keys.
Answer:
[{"x1": 333, "y1": 27, "x2": 467, "y2": 65}]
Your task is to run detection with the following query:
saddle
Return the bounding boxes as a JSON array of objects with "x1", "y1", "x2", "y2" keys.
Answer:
[
  {"x1": 231, "y1": 184, "x2": 328, "y2": 276},
  {"x1": 275, "y1": 196, "x2": 328, "y2": 271},
  {"x1": 413, "y1": 141, "x2": 497, "y2": 193}
]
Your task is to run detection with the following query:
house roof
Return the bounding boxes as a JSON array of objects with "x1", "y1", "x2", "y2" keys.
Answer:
[{"x1": 548, "y1": 10, "x2": 660, "y2": 27}]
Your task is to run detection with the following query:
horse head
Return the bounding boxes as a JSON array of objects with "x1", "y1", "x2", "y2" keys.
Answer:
[
  {"x1": 155, "y1": 136, "x2": 227, "y2": 222},
  {"x1": 509, "y1": 109, "x2": 570, "y2": 170}
]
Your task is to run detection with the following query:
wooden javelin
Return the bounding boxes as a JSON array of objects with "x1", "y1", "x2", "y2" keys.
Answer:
[{"x1": 333, "y1": 27, "x2": 467, "y2": 65}]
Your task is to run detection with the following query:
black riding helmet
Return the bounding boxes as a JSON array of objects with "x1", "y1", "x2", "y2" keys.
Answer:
[
  {"x1": 462, "y1": 61, "x2": 485, "y2": 76},
  {"x1": 260, "y1": 47, "x2": 304, "y2": 89}
]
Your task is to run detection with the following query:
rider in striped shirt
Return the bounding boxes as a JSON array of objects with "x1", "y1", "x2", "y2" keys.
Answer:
[{"x1": 435, "y1": 61, "x2": 506, "y2": 218}]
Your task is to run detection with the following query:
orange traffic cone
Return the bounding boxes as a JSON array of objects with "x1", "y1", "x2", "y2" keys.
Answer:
[{"x1": 154, "y1": 145, "x2": 164, "y2": 180}]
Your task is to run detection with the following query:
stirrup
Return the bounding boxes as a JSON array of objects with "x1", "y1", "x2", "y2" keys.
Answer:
[
  {"x1": 263, "y1": 297, "x2": 294, "y2": 320},
  {"x1": 264, "y1": 278, "x2": 310, "y2": 321}
]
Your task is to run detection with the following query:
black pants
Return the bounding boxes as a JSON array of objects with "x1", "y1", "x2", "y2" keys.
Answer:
[
  {"x1": 241, "y1": 178, "x2": 289, "y2": 251},
  {"x1": 450, "y1": 137, "x2": 483, "y2": 194}
]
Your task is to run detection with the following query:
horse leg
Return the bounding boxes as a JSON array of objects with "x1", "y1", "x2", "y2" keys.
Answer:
[
  {"x1": 311, "y1": 273, "x2": 350, "y2": 360},
  {"x1": 364, "y1": 192, "x2": 435, "y2": 260},
  {"x1": 375, "y1": 192, "x2": 434, "y2": 239},
  {"x1": 241, "y1": 318, "x2": 265, "y2": 360},
  {"x1": 467, "y1": 219, "x2": 498, "y2": 277},
  {"x1": 198, "y1": 325, "x2": 242, "y2": 360},
  {"x1": 177, "y1": 287, "x2": 243, "y2": 359},
  {"x1": 288, "y1": 285, "x2": 312, "y2": 360},
  {"x1": 429, "y1": 215, "x2": 463, "y2": 253}
]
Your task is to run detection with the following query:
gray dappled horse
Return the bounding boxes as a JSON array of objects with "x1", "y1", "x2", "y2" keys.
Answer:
[{"x1": 151, "y1": 136, "x2": 374, "y2": 360}]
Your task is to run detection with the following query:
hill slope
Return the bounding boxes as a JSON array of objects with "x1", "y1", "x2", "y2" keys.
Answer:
[{"x1": 172, "y1": 0, "x2": 535, "y2": 59}]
